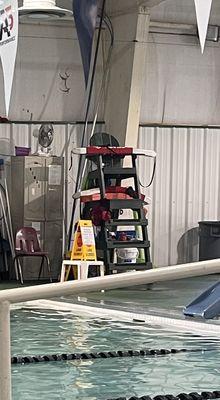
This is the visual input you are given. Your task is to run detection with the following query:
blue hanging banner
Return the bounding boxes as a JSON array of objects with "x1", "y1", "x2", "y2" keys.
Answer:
[{"x1": 73, "y1": 0, "x2": 98, "y2": 86}]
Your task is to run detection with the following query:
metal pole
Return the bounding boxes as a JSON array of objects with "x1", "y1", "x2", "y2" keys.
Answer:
[
  {"x1": 0, "y1": 301, "x2": 11, "y2": 400},
  {"x1": 3, "y1": 179, "x2": 22, "y2": 281},
  {"x1": 4, "y1": 179, "x2": 15, "y2": 257},
  {"x1": 1, "y1": 259, "x2": 220, "y2": 304},
  {"x1": 0, "y1": 190, "x2": 19, "y2": 280}
]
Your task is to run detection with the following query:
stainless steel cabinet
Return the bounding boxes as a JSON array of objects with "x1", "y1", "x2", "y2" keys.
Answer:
[{"x1": 10, "y1": 156, "x2": 64, "y2": 280}]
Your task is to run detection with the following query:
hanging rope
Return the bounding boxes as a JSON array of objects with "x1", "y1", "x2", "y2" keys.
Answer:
[
  {"x1": 11, "y1": 347, "x2": 210, "y2": 365},
  {"x1": 106, "y1": 390, "x2": 220, "y2": 400}
]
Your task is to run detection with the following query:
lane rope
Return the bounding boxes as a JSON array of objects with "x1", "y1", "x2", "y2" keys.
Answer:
[
  {"x1": 106, "y1": 390, "x2": 220, "y2": 400},
  {"x1": 12, "y1": 347, "x2": 210, "y2": 364}
]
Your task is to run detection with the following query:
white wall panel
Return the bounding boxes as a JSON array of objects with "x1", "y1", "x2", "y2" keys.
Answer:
[
  {"x1": 2, "y1": 3, "x2": 219, "y2": 126},
  {"x1": 0, "y1": 22, "x2": 103, "y2": 121},
  {"x1": 169, "y1": 128, "x2": 188, "y2": 265},
  {"x1": 138, "y1": 126, "x2": 220, "y2": 267},
  {"x1": 150, "y1": 0, "x2": 220, "y2": 25},
  {"x1": 141, "y1": 35, "x2": 220, "y2": 125}
]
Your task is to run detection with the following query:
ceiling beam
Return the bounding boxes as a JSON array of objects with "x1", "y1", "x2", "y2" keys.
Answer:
[
  {"x1": 142, "y1": 0, "x2": 167, "y2": 7},
  {"x1": 106, "y1": 0, "x2": 167, "y2": 17}
]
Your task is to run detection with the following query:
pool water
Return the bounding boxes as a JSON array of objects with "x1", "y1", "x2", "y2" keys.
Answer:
[
  {"x1": 10, "y1": 275, "x2": 220, "y2": 400},
  {"x1": 12, "y1": 348, "x2": 220, "y2": 400}
]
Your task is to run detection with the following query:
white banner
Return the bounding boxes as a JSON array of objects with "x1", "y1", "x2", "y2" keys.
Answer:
[
  {"x1": 0, "y1": 0, "x2": 18, "y2": 116},
  {"x1": 194, "y1": 0, "x2": 213, "y2": 53}
]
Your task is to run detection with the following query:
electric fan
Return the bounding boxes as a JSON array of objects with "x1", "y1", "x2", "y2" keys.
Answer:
[{"x1": 33, "y1": 124, "x2": 54, "y2": 155}]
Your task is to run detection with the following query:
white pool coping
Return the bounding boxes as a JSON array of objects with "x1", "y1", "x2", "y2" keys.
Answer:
[{"x1": 12, "y1": 299, "x2": 220, "y2": 338}]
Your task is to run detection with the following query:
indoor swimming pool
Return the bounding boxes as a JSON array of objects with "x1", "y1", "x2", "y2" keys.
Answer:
[{"x1": 11, "y1": 275, "x2": 220, "y2": 400}]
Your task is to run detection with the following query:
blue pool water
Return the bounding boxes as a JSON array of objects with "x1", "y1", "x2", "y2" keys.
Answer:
[{"x1": 11, "y1": 275, "x2": 220, "y2": 400}]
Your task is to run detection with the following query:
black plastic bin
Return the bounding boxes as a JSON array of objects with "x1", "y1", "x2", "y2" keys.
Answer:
[{"x1": 199, "y1": 221, "x2": 220, "y2": 261}]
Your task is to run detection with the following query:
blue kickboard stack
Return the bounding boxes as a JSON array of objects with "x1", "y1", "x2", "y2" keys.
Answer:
[{"x1": 183, "y1": 281, "x2": 220, "y2": 319}]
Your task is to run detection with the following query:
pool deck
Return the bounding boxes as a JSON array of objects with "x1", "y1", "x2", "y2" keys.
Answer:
[{"x1": 3, "y1": 274, "x2": 220, "y2": 324}]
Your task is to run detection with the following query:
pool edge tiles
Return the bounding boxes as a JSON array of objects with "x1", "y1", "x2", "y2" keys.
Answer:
[{"x1": 12, "y1": 299, "x2": 220, "y2": 338}]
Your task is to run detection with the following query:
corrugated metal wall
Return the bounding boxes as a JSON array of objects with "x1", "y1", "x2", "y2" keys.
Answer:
[
  {"x1": 138, "y1": 126, "x2": 220, "y2": 267},
  {"x1": 2, "y1": 123, "x2": 220, "y2": 266}
]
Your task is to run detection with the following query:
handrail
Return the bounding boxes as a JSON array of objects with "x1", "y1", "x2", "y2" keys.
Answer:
[{"x1": 1, "y1": 258, "x2": 220, "y2": 400}]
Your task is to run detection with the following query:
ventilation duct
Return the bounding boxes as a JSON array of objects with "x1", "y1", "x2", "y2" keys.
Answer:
[{"x1": 19, "y1": 0, "x2": 73, "y2": 19}]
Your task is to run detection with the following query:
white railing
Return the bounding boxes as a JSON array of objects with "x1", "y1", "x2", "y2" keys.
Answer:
[{"x1": 1, "y1": 258, "x2": 220, "y2": 400}]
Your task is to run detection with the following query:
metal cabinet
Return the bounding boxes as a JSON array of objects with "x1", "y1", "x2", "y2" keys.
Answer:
[{"x1": 10, "y1": 156, "x2": 64, "y2": 280}]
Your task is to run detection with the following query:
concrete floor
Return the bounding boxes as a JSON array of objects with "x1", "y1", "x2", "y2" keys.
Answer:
[{"x1": 0, "y1": 280, "x2": 50, "y2": 290}]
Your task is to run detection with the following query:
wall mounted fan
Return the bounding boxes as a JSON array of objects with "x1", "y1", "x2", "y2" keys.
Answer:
[{"x1": 33, "y1": 124, "x2": 54, "y2": 155}]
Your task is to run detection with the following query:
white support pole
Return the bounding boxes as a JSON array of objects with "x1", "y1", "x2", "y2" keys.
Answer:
[
  {"x1": 0, "y1": 301, "x2": 11, "y2": 400},
  {"x1": 1, "y1": 259, "x2": 220, "y2": 304}
]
